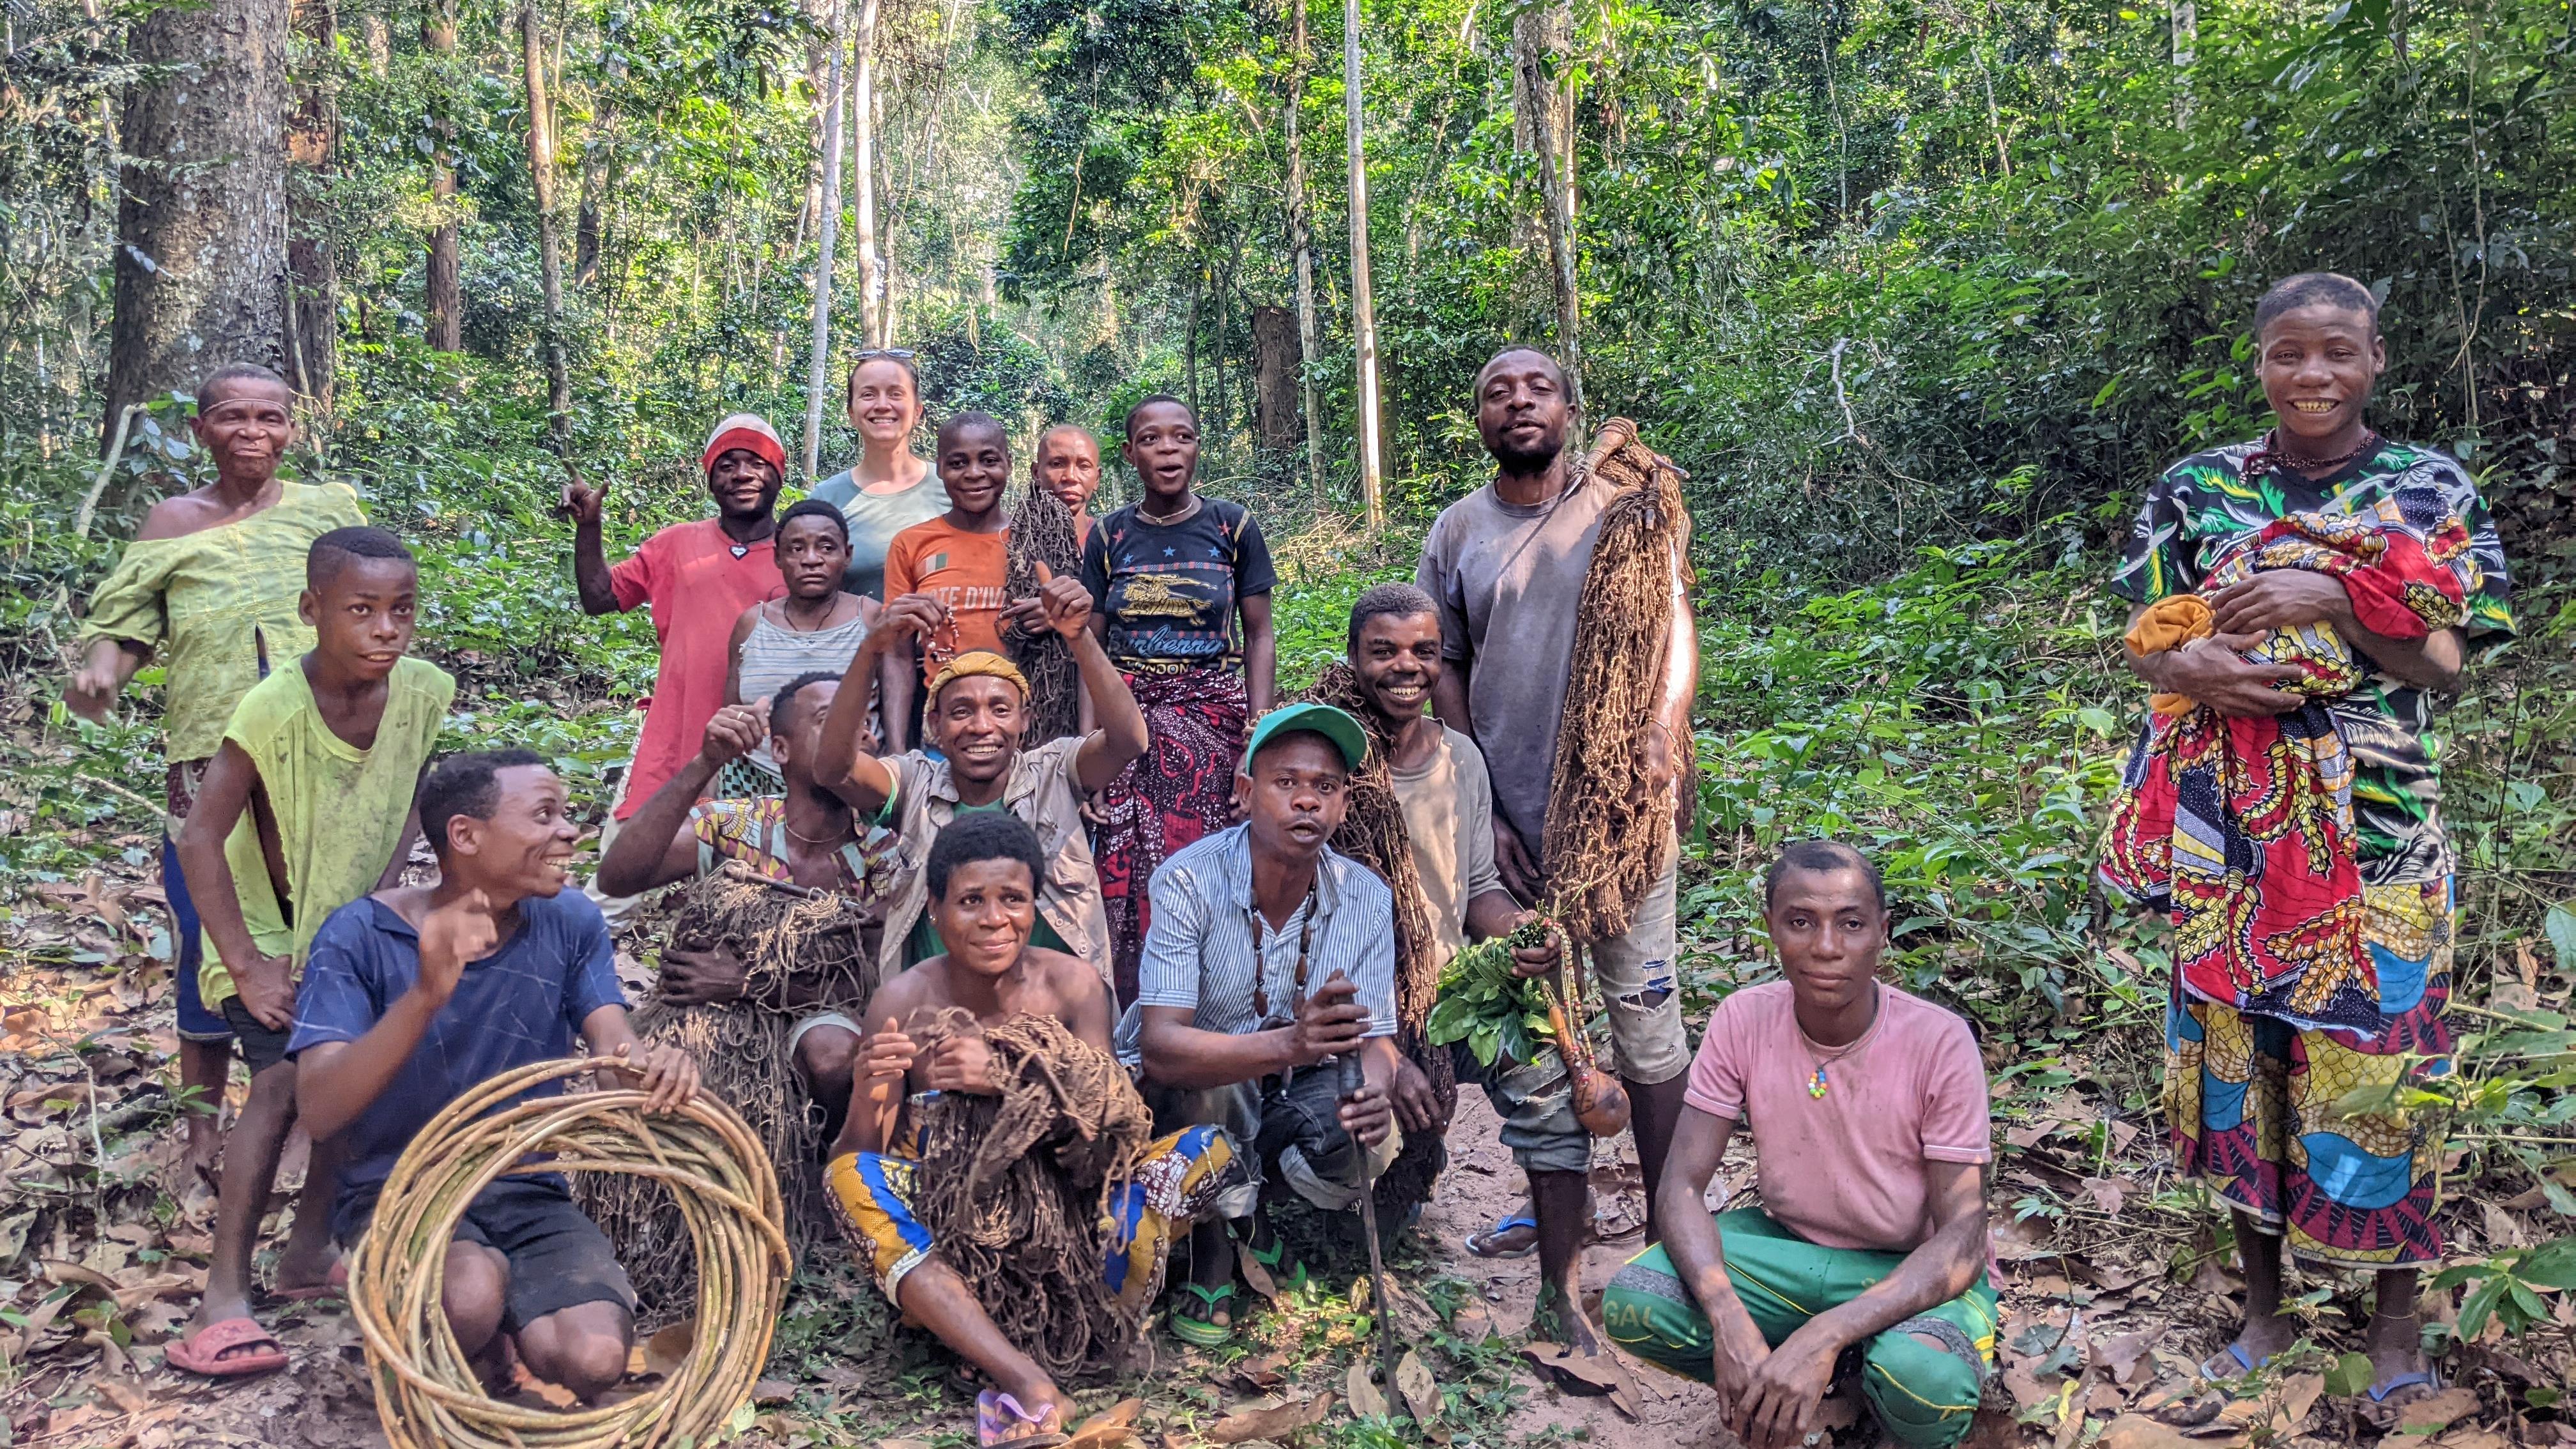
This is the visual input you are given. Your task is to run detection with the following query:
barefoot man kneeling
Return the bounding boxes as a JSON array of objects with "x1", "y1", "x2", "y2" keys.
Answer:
[
  {"x1": 827, "y1": 813, "x2": 1241, "y2": 1448},
  {"x1": 1603, "y1": 841, "x2": 1997, "y2": 1449}
]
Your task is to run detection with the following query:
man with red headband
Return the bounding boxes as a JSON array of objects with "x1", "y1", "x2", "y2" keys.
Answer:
[{"x1": 564, "y1": 413, "x2": 790, "y2": 836}]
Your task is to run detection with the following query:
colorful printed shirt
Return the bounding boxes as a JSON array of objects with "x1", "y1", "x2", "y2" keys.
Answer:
[
  {"x1": 2110, "y1": 440, "x2": 2515, "y2": 883},
  {"x1": 687, "y1": 795, "x2": 902, "y2": 901},
  {"x1": 1080, "y1": 500, "x2": 1276, "y2": 672},
  {"x1": 77, "y1": 480, "x2": 369, "y2": 763}
]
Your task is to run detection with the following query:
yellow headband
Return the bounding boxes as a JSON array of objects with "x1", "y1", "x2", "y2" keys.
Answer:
[{"x1": 926, "y1": 650, "x2": 1030, "y2": 703}]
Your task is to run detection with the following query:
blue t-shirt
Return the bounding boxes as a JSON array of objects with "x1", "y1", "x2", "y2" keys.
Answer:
[{"x1": 286, "y1": 891, "x2": 626, "y2": 1232}]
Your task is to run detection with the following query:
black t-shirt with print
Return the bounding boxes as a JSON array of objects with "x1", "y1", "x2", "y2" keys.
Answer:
[{"x1": 1080, "y1": 498, "x2": 1278, "y2": 670}]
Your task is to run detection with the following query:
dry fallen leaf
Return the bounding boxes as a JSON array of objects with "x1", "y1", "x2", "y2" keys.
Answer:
[
  {"x1": 1518, "y1": 1342, "x2": 1642, "y2": 1420},
  {"x1": 1394, "y1": 1350, "x2": 1440, "y2": 1425},
  {"x1": 1208, "y1": 1392, "x2": 1334, "y2": 1444},
  {"x1": 89, "y1": 1376, "x2": 151, "y2": 1414},
  {"x1": 1346, "y1": 1360, "x2": 1390, "y2": 1420},
  {"x1": 1062, "y1": 1397, "x2": 1146, "y2": 1449},
  {"x1": 2276, "y1": 1372, "x2": 2323, "y2": 1430},
  {"x1": 2096, "y1": 1330, "x2": 2157, "y2": 1384},
  {"x1": 2095, "y1": 1414, "x2": 2202, "y2": 1449},
  {"x1": 1221, "y1": 1351, "x2": 1287, "y2": 1393},
  {"x1": 641, "y1": 1317, "x2": 696, "y2": 1377},
  {"x1": 2396, "y1": 1387, "x2": 2482, "y2": 1434}
]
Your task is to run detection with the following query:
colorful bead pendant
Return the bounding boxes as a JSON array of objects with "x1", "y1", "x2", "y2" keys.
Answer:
[{"x1": 1809, "y1": 1063, "x2": 1830, "y2": 1099}]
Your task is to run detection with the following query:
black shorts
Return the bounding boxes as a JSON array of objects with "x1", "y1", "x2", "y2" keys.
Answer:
[
  {"x1": 219, "y1": 995, "x2": 296, "y2": 1076},
  {"x1": 345, "y1": 1177, "x2": 637, "y2": 1333}
]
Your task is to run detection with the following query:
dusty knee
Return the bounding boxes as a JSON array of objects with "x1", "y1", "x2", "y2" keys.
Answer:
[
  {"x1": 441, "y1": 1244, "x2": 509, "y2": 1340},
  {"x1": 519, "y1": 1305, "x2": 633, "y2": 1401},
  {"x1": 796, "y1": 1026, "x2": 859, "y2": 1089}
]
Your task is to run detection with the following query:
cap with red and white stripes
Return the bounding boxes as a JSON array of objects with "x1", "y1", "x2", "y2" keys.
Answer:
[{"x1": 700, "y1": 413, "x2": 786, "y2": 476}]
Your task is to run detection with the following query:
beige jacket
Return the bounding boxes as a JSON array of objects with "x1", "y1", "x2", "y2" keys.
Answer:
[{"x1": 874, "y1": 735, "x2": 1112, "y2": 983}]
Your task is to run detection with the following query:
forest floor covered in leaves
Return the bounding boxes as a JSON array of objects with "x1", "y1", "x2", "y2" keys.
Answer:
[
  {"x1": 3, "y1": 542, "x2": 2571, "y2": 1449},
  {"x1": 3, "y1": 827, "x2": 2570, "y2": 1449}
]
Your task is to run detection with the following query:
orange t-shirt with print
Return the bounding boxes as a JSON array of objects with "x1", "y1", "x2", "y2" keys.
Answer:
[{"x1": 883, "y1": 518, "x2": 1011, "y2": 678}]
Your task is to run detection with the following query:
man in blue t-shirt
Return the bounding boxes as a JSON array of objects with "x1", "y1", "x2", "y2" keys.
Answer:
[{"x1": 289, "y1": 748, "x2": 699, "y2": 1402}]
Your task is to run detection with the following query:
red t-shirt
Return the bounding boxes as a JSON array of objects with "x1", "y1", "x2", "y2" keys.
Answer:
[
  {"x1": 883, "y1": 519, "x2": 1011, "y2": 680},
  {"x1": 608, "y1": 520, "x2": 783, "y2": 819}
]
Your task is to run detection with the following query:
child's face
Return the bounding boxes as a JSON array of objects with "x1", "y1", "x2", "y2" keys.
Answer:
[
  {"x1": 929, "y1": 857, "x2": 1038, "y2": 976},
  {"x1": 302, "y1": 557, "x2": 418, "y2": 682},
  {"x1": 938, "y1": 425, "x2": 1011, "y2": 516}
]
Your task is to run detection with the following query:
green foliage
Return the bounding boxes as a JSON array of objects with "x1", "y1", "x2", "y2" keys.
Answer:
[{"x1": 2432, "y1": 1236, "x2": 2576, "y2": 1342}]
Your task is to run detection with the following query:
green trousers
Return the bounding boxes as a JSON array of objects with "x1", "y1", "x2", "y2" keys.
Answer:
[{"x1": 1600, "y1": 1208, "x2": 1997, "y2": 1448}]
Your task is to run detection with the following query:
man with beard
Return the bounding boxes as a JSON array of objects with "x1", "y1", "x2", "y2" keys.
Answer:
[
  {"x1": 564, "y1": 414, "x2": 788, "y2": 836},
  {"x1": 1414, "y1": 347, "x2": 1698, "y2": 1248},
  {"x1": 1338, "y1": 583, "x2": 1603, "y2": 1358}
]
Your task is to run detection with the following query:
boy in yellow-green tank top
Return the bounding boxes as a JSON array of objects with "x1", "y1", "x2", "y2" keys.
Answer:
[{"x1": 165, "y1": 526, "x2": 455, "y2": 1378}]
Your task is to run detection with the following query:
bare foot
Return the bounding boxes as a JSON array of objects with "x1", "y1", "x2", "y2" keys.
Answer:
[{"x1": 1533, "y1": 1282, "x2": 1605, "y2": 1358}]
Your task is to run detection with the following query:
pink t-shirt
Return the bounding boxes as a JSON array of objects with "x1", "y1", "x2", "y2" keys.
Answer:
[
  {"x1": 607, "y1": 520, "x2": 783, "y2": 820},
  {"x1": 1685, "y1": 980, "x2": 1993, "y2": 1254}
]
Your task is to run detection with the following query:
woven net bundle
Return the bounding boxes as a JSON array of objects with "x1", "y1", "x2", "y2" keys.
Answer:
[
  {"x1": 889, "y1": 1009, "x2": 1155, "y2": 1381},
  {"x1": 1299, "y1": 662, "x2": 1457, "y2": 1219},
  {"x1": 1540, "y1": 417, "x2": 1697, "y2": 944},
  {"x1": 347, "y1": 1059, "x2": 791, "y2": 1449},
  {"x1": 579, "y1": 863, "x2": 881, "y2": 1313},
  {"x1": 1003, "y1": 483, "x2": 1085, "y2": 743}
]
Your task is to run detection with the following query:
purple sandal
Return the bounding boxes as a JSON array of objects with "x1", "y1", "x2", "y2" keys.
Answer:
[{"x1": 976, "y1": 1390, "x2": 1068, "y2": 1448}]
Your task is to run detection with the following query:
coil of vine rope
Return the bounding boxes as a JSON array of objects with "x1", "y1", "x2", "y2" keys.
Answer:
[
  {"x1": 1002, "y1": 482, "x2": 1085, "y2": 742},
  {"x1": 346, "y1": 1059, "x2": 792, "y2": 1449}
]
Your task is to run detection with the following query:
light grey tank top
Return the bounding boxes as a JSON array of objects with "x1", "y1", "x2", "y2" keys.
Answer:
[{"x1": 736, "y1": 606, "x2": 872, "y2": 776}]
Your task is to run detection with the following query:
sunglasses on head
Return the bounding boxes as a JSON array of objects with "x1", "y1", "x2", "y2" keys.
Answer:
[{"x1": 855, "y1": 348, "x2": 916, "y2": 361}]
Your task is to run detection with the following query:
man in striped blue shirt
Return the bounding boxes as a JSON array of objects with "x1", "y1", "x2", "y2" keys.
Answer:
[{"x1": 1129, "y1": 703, "x2": 1400, "y2": 1346}]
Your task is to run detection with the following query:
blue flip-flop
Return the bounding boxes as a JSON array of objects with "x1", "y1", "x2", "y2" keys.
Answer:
[
  {"x1": 2198, "y1": 1342, "x2": 2274, "y2": 1382},
  {"x1": 1466, "y1": 1213, "x2": 1541, "y2": 1261},
  {"x1": 2365, "y1": 1370, "x2": 2439, "y2": 1403}
]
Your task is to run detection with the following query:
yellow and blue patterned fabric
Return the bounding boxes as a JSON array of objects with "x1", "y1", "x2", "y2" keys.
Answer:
[{"x1": 827, "y1": 1117, "x2": 1238, "y2": 1313}]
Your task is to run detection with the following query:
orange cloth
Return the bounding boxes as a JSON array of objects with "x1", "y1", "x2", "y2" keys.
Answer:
[
  {"x1": 924, "y1": 649, "x2": 1029, "y2": 703},
  {"x1": 883, "y1": 519, "x2": 1011, "y2": 678},
  {"x1": 2126, "y1": 594, "x2": 2214, "y2": 716}
]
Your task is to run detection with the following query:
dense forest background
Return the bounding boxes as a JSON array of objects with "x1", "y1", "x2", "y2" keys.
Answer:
[{"x1": 2, "y1": 0, "x2": 2575, "y2": 1434}]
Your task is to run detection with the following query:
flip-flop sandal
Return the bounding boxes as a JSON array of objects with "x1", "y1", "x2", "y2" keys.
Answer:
[
  {"x1": 1169, "y1": 1282, "x2": 1237, "y2": 1347},
  {"x1": 166, "y1": 1317, "x2": 289, "y2": 1377},
  {"x1": 2365, "y1": 1370, "x2": 2441, "y2": 1404},
  {"x1": 976, "y1": 1389, "x2": 1069, "y2": 1447},
  {"x1": 2196, "y1": 1342, "x2": 2273, "y2": 1382},
  {"x1": 1245, "y1": 1235, "x2": 1310, "y2": 1292},
  {"x1": 1466, "y1": 1213, "x2": 1542, "y2": 1260}
]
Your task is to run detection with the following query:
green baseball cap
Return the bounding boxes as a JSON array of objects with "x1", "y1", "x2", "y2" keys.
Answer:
[{"x1": 1243, "y1": 703, "x2": 1370, "y2": 772}]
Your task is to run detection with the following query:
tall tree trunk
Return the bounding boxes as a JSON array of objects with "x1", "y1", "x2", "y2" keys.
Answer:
[
  {"x1": 801, "y1": 0, "x2": 849, "y2": 479},
  {"x1": 1343, "y1": 0, "x2": 1384, "y2": 531},
  {"x1": 850, "y1": 0, "x2": 883, "y2": 345},
  {"x1": 521, "y1": 0, "x2": 568, "y2": 444},
  {"x1": 285, "y1": 0, "x2": 337, "y2": 409},
  {"x1": 574, "y1": 120, "x2": 607, "y2": 288},
  {"x1": 359, "y1": 8, "x2": 388, "y2": 73},
  {"x1": 1250, "y1": 304, "x2": 1303, "y2": 457},
  {"x1": 1285, "y1": 0, "x2": 1326, "y2": 505},
  {"x1": 1513, "y1": 0, "x2": 1583, "y2": 420},
  {"x1": 107, "y1": 0, "x2": 289, "y2": 435},
  {"x1": 424, "y1": 0, "x2": 461, "y2": 351},
  {"x1": 2170, "y1": 0, "x2": 2196, "y2": 124},
  {"x1": 1182, "y1": 272, "x2": 1201, "y2": 420}
]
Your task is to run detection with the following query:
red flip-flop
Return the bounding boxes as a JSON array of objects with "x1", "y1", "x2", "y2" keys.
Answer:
[{"x1": 166, "y1": 1317, "x2": 289, "y2": 1377}]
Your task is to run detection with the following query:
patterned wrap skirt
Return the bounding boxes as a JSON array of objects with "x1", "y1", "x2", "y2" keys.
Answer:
[
  {"x1": 1092, "y1": 665, "x2": 1250, "y2": 1004},
  {"x1": 2163, "y1": 877, "x2": 2454, "y2": 1268}
]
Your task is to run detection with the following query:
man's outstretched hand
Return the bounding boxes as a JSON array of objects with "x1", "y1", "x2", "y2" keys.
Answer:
[
  {"x1": 558, "y1": 460, "x2": 607, "y2": 526},
  {"x1": 606, "y1": 1041, "x2": 699, "y2": 1113}
]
